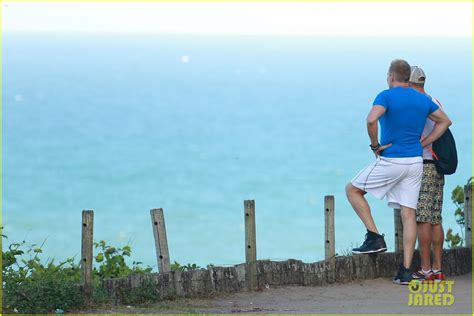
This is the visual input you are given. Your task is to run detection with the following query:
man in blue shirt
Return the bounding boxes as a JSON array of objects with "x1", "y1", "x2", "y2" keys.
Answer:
[{"x1": 345, "y1": 59, "x2": 451, "y2": 285}]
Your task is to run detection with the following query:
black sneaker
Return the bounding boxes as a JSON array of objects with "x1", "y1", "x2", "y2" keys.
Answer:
[
  {"x1": 352, "y1": 232, "x2": 387, "y2": 254},
  {"x1": 393, "y1": 262, "x2": 413, "y2": 285}
]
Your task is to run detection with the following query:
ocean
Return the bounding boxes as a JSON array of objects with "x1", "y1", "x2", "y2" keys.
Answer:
[{"x1": 3, "y1": 33, "x2": 472, "y2": 269}]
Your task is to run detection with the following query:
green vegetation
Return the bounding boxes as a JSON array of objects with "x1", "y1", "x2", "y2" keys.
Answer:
[
  {"x1": 93, "y1": 240, "x2": 152, "y2": 279},
  {"x1": 2, "y1": 237, "x2": 84, "y2": 313},
  {"x1": 1, "y1": 234, "x2": 202, "y2": 314},
  {"x1": 445, "y1": 177, "x2": 472, "y2": 248},
  {"x1": 170, "y1": 261, "x2": 201, "y2": 272}
]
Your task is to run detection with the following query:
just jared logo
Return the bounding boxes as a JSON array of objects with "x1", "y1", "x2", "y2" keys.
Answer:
[{"x1": 408, "y1": 280, "x2": 455, "y2": 306}]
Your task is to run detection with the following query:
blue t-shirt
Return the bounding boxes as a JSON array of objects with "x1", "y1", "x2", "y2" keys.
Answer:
[{"x1": 373, "y1": 87, "x2": 439, "y2": 158}]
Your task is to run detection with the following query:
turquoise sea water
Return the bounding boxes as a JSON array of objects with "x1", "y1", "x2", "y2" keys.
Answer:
[{"x1": 3, "y1": 33, "x2": 472, "y2": 269}]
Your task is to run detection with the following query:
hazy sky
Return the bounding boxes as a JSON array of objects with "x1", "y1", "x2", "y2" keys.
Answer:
[{"x1": 2, "y1": 2, "x2": 472, "y2": 37}]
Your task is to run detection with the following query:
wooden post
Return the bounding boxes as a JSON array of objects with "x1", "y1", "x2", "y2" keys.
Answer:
[
  {"x1": 464, "y1": 184, "x2": 472, "y2": 248},
  {"x1": 244, "y1": 200, "x2": 257, "y2": 290},
  {"x1": 81, "y1": 210, "x2": 94, "y2": 303},
  {"x1": 150, "y1": 208, "x2": 171, "y2": 273},
  {"x1": 394, "y1": 208, "x2": 404, "y2": 253},
  {"x1": 324, "y1": 196, "x2": 335, "y2": 260},
  {"x1": 324, "y1": 196, "x2": 336, "y2": 283}
]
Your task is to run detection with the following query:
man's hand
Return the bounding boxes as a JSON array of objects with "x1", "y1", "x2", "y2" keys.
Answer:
[
  {"x1": 374, "y1": 143, "x2": 392, "y2": 157},
  {"x1": 421, "y1": 109, "x2": 452, "y2": 148}
]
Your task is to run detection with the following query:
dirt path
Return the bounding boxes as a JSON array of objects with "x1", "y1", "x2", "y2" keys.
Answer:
[{"x1": 79, "y1": 273, "x2": 472, "y2": 314}]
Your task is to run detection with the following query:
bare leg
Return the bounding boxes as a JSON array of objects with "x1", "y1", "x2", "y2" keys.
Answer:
[
  {"x1": 401, "y1": 206, "x2": 417, "y2": 269},
  {"x1": 417, "y1": 222, "x2": 432, "y2": 271},
  {"x1": 431, "y1": 224, "x2": 444, "y2": 270},
  {"x1": 345, "y1": 183, "x2": 379, "y2": 234}
]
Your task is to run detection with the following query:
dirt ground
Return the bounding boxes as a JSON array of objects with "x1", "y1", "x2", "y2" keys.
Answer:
[{"x1": 78, "y1": 273, "x2": 472, "y2": 314}]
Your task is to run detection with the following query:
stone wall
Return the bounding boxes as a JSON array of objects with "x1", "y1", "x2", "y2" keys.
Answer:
[{"x1": 101, "y1": 247, "x2": 471, "y2": 303}]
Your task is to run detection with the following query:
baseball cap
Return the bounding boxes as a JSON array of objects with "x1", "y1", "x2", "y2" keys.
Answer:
[{"x1": 409, "y1": 66, "x2": 426, "y2": 84}]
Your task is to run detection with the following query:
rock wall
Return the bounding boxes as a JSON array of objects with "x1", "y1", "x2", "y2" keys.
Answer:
[{"x1": 101, "y1": 248, "x2": 472, "y2": 303}]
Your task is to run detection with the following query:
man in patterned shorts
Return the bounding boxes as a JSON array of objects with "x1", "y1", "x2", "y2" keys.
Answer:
[{"x1": 409, "y1": 66, "x2": 446, "y2": 282}]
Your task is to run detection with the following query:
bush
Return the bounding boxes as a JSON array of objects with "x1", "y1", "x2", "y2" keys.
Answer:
[
  {"x1": 2, "y1": 235, "x2": 153, "y2": 313},
  {"x1": 2, "y1": 239, "x2": 84, "y2": 313},
  {"x1": 93, "y1": 240, "x2": 152, "y2": 279}
]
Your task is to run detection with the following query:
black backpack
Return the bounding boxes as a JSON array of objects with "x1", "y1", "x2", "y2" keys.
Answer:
[{"x1": 432, "y1": 128, "x2": 458, "y2": 175}]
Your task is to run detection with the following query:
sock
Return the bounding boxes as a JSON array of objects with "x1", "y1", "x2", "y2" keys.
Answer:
[
  {"x1": 367, "y1": 229, "x2": 380, "y2": 238},
  {"x1": 422, "y1": 268, "x2": 432, "y2": 275},
  {"x1": 400, "y1": 262, "x2": 409, "y2": 270}
]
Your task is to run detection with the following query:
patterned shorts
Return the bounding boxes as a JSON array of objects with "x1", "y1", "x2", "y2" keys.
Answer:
[{"x1": 416, "y1": 162, "x2": 444, "y2": 224}]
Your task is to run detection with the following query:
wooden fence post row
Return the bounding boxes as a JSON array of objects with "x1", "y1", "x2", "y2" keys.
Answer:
[{"x1": 82, "y1": 195, "x2": 424, "y2": 294}]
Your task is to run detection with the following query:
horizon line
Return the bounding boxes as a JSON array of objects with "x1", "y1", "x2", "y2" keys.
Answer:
[{"x1": 3, "y1": 30, "x2": 473, "y2": 39}]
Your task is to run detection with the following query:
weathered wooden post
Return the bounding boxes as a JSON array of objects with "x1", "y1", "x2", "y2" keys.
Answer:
[
  {"x1": 394, "y1": 208, "x2": 404, "y2": 253},
  {"x1": 324, "y1": 196, "x2": 335, "y2": 260},
  {"x1": 150, "y1": 208, "x2": 171, "y2": 273},
  {"x1": 324, "y1": 196, "x2": 336, "y2": 283},
  {"x1": 244, "y1": 200, "x2": 257, "y2": 290},
  {"x1": 464, "y1": 184, "x2": 472, "y2": 248},
  {"x1": 81, "y1": 210, "x2": 94, "y2": 303}
]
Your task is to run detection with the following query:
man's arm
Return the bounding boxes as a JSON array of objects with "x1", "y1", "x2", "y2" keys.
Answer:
[
  {"x1": 421, "y1": 109, "x2": 452, "y2": 148},
  {"x1": 366, "y1": 105, "x2": 386, "y2": 146},
  {"x1": 367, "y1": 105, "x2": 391, "y2": 156}
]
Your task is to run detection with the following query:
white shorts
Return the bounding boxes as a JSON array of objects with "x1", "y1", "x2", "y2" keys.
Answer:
[{"x1": 351, "y1": 156, "x2": 423, "y2": 209}]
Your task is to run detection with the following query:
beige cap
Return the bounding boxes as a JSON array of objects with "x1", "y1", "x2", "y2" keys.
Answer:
[{"x1": 409, "y1": 66, "x2": 426, "y2": 84}]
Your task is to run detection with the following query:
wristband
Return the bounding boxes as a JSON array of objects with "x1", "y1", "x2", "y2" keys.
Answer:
[{"x1": 370, "y1": 143, "x2": 381, "y2": 151}]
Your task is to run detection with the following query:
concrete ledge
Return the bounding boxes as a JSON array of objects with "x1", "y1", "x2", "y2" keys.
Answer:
[{"x1": 101, "y1": 247, "x2": 472, "y2": 303}]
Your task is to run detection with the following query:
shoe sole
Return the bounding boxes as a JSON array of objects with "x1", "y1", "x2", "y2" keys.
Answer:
[
  {"x1": 412, "y1": 277, "x2": 427, "y2": 282},
  {"x1": 352, "y1": 247, "x2": 387, "y2": 255},
  {"x1": 393, "y1": 279, "x2": 411, "y2": 285}
]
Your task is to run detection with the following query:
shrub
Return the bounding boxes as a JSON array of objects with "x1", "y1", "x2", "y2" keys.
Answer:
[
  {"x1": 2, "y1": 238, "x2": 84, "y2": 313},
  {"x1": 93, "y1": 240, "x2": 152, "y2": 279},
  {"x1": 2, "y1": 235, "x2": 153, "y2": 313}
]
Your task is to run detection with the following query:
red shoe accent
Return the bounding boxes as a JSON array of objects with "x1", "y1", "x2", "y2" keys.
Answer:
[
  {"x1": 432, "y1": 270, "x2": 446, "y2": 282},
  {"x1": 426, "y1": 270, "x2": 445, "y2": 282}
]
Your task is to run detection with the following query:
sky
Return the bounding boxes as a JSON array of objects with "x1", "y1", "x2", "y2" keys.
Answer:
[{"x1": 2, "y1": 2, "x2": 472, "y2": 37}]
